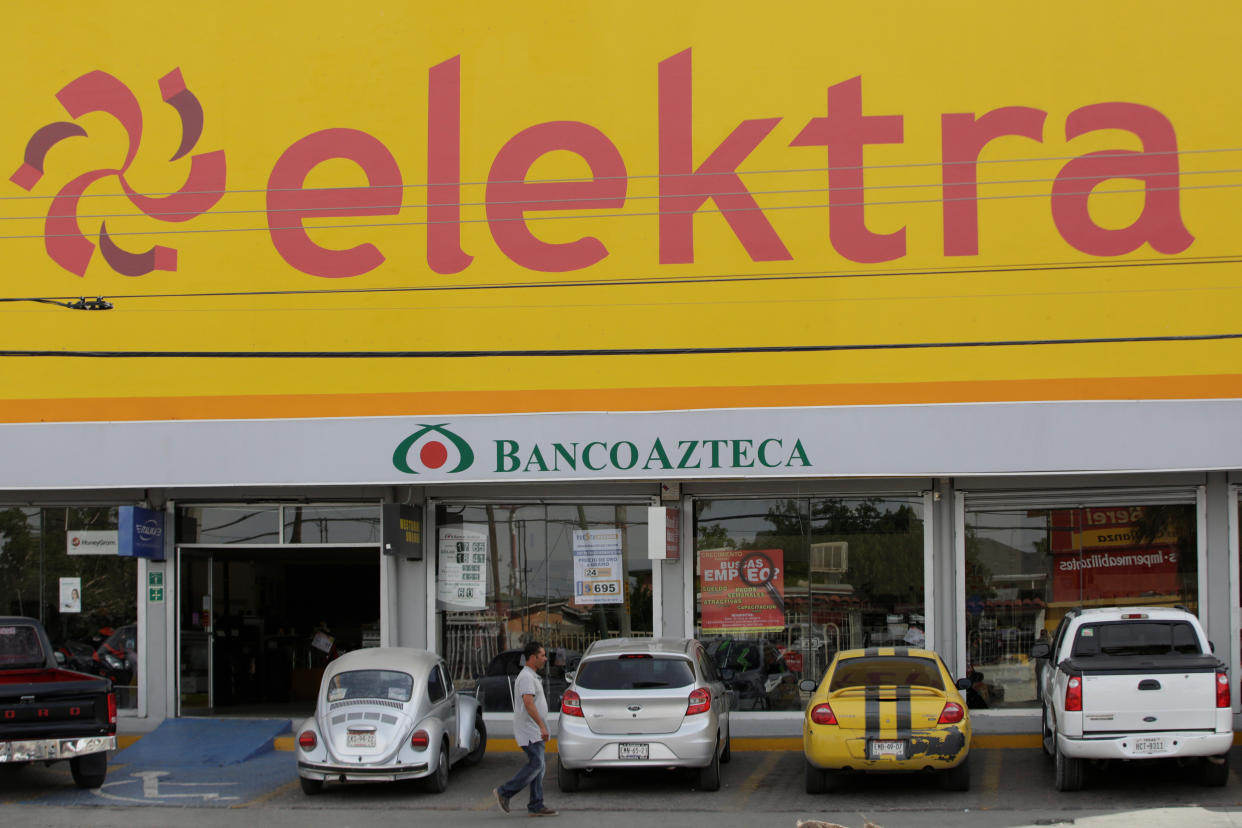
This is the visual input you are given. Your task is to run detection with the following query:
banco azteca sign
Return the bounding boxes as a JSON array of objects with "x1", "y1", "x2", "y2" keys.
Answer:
[{"x1": 392, "y1": 423, "x2": 811, "y2": 478}]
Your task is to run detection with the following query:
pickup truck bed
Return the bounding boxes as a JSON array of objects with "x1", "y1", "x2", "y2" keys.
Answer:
[{"x1": 0, "y1": 617, "x2": 116, "y2": 787}]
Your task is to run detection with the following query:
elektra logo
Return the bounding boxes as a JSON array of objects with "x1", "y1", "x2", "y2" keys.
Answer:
[
  {"x1": 11, "y1": 68, "x2": 226, "y2": 276},
  {"x1": 393, "y1": 424, "x2": 476, "y2": 474},
  {"x1": 136, "y1": 520, "x2": 163, "y2": 543}
]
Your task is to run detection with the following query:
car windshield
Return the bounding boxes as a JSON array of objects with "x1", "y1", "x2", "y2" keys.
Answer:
[
  {"x1": 1072, "y1": 621, "x2": 1202, "y2": 657},
  {"x1": 325, "y1": 669, "x2": 414, "y2": 702},
  {"x1": 575, "y1": 655, "x2": 695, "y2": 690},
  {"x1": 0, "y1": 624, "x2": 46, "y2": 670},
  {"x1": 828, "y1": 656, "x2": 944, "y2": 691}
]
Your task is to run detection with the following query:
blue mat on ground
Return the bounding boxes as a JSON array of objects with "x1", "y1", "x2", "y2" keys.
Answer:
[{"x1": 114, "y1": 718, "x2": 291, "y2": 767}]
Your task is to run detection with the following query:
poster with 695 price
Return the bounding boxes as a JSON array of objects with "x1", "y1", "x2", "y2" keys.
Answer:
[{"x1": 573, "y1": 528, "x2": 624, "y2": 605}]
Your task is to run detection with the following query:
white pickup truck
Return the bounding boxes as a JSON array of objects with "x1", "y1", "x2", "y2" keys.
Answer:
[{"x1": 1032, "y1": 606, "x2": 1232, "y2": 791}]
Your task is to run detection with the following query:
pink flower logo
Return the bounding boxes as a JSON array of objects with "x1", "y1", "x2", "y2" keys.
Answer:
[{"x1": 11, "y1": 68, "x2": 226, "y2": 277}]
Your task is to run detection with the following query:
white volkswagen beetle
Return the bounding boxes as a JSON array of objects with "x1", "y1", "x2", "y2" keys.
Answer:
[{"x1": 295, "y1": 647, "x2": 486, "y2": 794}]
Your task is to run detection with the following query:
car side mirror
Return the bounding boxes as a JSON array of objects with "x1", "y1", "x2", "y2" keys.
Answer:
[
  {"x1": 955, "y1": 677, "x2": 972, "y2": 691},
  {"x1": 565, "y1": 670, "x2": 575, "y2": 684},
  {"x1": 798, "y1": 679, "x2": 817, "y2": 692},
  {"x1": 1209, "y1": 640, "x2": 1215, "y2": 653},
  {"x1": 1030, "y1": 642, "x2": 1050, "y2": 659},
  {"x1": 53, "y1": 651, "x2": 65, "y2": 666}
]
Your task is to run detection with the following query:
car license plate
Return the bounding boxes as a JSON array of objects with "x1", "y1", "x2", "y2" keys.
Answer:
[
  {"x1": 347, "y1": 732, "x2": 376, "y2": 748},
  {"x1": 1133, "y1": 736, "x2": 1169, "y2": 755},
  {"x1": 618, "y1": 743, "x2": 649, "y2": 760},
  {"x1": 868, "y1": 740, "x2": 906, "y2": 759}
]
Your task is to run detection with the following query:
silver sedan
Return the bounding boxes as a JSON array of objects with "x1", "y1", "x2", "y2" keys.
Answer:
[
  {"x1": 295, "y1": 647, "x2": 486, "y2": 794},
  {"x1": 556, "y1": 637, "x2": 731, "y2": 792}
]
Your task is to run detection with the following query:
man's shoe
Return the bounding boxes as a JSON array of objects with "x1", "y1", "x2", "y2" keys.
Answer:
[
  {"x1": 494, "y1": 788, "x2": 511, "y2": 813},
  {"x1": 529, "y1": 807, "x2": 558, "y2": 817}
]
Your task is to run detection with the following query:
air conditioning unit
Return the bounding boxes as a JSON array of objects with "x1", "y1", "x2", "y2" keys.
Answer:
[{"x1": 811, "y1": 541, "x2": 848, "y2": 573}]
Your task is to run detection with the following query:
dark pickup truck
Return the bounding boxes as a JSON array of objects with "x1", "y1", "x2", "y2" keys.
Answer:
[{"x1": 0, "y1": 615, "x2": 117, "y2": 788}]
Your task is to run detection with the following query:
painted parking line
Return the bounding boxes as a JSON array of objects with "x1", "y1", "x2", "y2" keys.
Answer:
[{"x1": 732, "y1": 751, "x2": 780, "y2": 808}]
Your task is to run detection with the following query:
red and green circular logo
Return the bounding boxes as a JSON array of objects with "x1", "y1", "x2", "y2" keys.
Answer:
[{"x1": 392, "y1": 424, "x2": 475, "y2": 474}]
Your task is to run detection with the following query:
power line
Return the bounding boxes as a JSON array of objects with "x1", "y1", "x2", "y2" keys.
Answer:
[
  {"x1": 3, "y1": 252, "x2": 1240, "y2": 308},
  {"x1": 2, "y1": 331, "x2": 1240, "y2": 359},
  {"x1": 4, "y1": 165, "x2": 1240, "y2": 224},
  {"x1": 0, "y1": 180, "x2": 1234, "y2": 243}
]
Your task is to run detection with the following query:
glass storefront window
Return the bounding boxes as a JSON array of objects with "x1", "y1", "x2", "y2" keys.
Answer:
[
  {"x1": 965, "y1": 503, "x2": 1198, "y2": 710},
  {"x1": 434, "y1": 503, "x2": 653, "y2": 710},
  {"x1": 694, "y1": 495, "x2": 926, "y2": 711},
  {"x1": 282, "y1": 505, "x2": 380, "y2": 544},
  {"x1": 176, "y1": 506, "x2": 280, "y2": 544},
  {"x1": 0, "y1": 507, "x2": 139, "y2": 708}
]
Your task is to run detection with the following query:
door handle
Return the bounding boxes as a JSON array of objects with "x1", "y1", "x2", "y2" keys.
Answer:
[{"x1": 1137, "y1": 679, "x2": 1161, "y2": 691}]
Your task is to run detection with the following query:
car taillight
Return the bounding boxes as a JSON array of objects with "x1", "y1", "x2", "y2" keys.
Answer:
[
  {"x1": 411, "y1": 729, "x2": 430, "y2": 749},
  {"x1": 1065, "y1": 677, "x2": 1082, "y2": 712},
  {"x1": 937, "y1": 702, "x2": 964, "y2": 724},
  {"x1": 561, "y1": 689, "x2": 584, "y2": 717},
  {"x1": 686, "y1": 687, "x2": 711, "y2": 715},
  {"x1": 1216, "y1": 671, "x2": 1231, "y2": 708},
  {"x1": 297, "y1": 730, "x2": 317, "y2": 750},
  {"x1": 106, "y1": 692, "x2": 117, "y2": 726},
  {"x1": 810, "y1": 702, "x2": 837, "y2": 725}
]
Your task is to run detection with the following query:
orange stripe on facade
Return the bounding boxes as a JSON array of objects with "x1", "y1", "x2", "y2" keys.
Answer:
[{"x1": 3, "y1": 374, "x2": 1242, "y2": 424}]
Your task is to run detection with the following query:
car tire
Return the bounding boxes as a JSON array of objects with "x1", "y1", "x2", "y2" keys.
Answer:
[
  {"x1": 1202, "y1": 753, "x2": 1230, "y2": 787},
  {"x1": 943, "y1": 755, "x2": 970, "y2": 791},
  {"x1": 720, "y1": 731, "x2": 732, "y2": 764},
  {"x1": 461, "y1": 715, "x2": 487, "y2": 766},
  {"x1": 804, "y1": 760, "x2": 827, "y2": 794},
  {"x1": 299, "y1": 776, "x2": 324, "y2": 795},
  {"x1": 558, "y1": 757, "x2": 580, "y2": 792},
  {"x1": 69, "y1": 752, "x2": 107, "y2": 789},
  {"x1": 424, "y1": 740, "x2": 450, "y2": 794},
  {"x1": 1040, "y1": 705, "x2": 1054, "y2": 758},
  {"x1": 697, "y1": 741, "x2": 721, "y2": 792},
  {"x1": 1054, "y1": 744, "x2": 1084, "y2": 792}
]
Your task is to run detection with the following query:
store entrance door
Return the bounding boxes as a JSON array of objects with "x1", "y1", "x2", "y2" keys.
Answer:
[{"x1": 177, "y1": 546, "x2": 380, "y2": 716}]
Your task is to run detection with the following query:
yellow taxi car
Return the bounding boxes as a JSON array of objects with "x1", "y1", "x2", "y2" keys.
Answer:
[{"x1": 801, "y1": 647, "x2": 972, "y2": 793}]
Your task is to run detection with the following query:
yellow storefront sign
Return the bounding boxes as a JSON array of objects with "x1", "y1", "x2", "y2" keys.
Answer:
[{"x1": 2, "y1": 2, "x2": 1241, "y2": 422}]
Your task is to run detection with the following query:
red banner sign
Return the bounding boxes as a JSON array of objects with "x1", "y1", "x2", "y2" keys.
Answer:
[
  {"x1": 1049, "y1": 508, "x2": 1181, "y2": 602},
  {"x1": 699, "y1": 548, "x2": 785, "y2": 632}
]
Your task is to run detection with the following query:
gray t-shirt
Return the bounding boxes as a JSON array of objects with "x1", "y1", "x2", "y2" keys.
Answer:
[{"x1": 512, "y1": 664, "x2": 548, "y2": 747}]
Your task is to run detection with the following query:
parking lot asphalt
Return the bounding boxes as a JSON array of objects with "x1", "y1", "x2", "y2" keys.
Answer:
[{"x1": 5, "y1": 740, "x2": 1242, "y2": 827}]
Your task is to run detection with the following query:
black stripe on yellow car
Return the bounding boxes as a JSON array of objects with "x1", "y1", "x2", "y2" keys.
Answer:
[
  {"x1": 894, "y1": 685, "x2": 911, "y2": 741},
  {"x1": 865, "y1": 685, "x2": 880, "y2": 739}
]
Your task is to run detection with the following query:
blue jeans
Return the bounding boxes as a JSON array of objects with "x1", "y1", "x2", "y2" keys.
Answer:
[{"x1": 498, "y1": 740, "x2": 546, "y2": 813}]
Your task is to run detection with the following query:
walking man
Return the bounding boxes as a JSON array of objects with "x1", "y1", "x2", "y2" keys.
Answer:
[{"x1": 495, "y1": 641, "x2": 558, "y2": 817}]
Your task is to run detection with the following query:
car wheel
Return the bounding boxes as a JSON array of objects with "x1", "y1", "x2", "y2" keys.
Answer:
[
  {"x1": 557, "y1": 757, "x2": 580, "y2": 792},
  {"x1": 299, "y1": 776, "x2": 324, "y2": 795},
  {"x1": 69, "y1": 753, "x2": 107, "y2": 789},
  {"x1": 942, "y1": 754, "x2": 970, "y2": 791},
  {"x1": 697, "y1": 741, "x2": 721, "y2": 791},
  {"x1": 720, "y1": 731, "x2": 732, "y2": 764},
  {"x1": 804, "y1": 760, "x2": 827, "y2": 794},
  {"x1": 1202, "y1": 753, "x2": 1230, "y2": 787},
  {"x1": 1054, "y1": 744, "x2": 1084, "y2": 792},
  {"x1": 461, "y1": 715, "x2": 487, "y2": 766},
  {"x1": 425, "y1": 740, "x2": 450, "y2": 794}
]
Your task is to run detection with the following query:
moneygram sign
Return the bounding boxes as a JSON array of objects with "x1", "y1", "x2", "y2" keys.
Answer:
[{"x1": 392, "y1": 423, "x2": 811, "y2": 479}]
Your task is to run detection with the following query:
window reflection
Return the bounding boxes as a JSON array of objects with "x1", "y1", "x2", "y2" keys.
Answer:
[
  {"x1": 695, "y1": 496, "x2": 926, "y2": 711},
  {"x1": 965, "y1": 504, "x2": 1197, "y2": 709}
]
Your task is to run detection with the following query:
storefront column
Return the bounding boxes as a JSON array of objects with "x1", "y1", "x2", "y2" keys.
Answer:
[
  {"x1": 1203, "y1": 473, "x2": 1232, "y2": 666},
  {"x1": 933, "y1": 478, "x2": 962, "y2": 678}
]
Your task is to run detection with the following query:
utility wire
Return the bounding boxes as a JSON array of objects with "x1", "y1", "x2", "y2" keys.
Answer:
[
  {"x1": 3, "y1": 253, "x2": 1241, "y2": 308},
  {"x1": 1, "y1": 145, "x2": 1237, "y2": 203},
  {"x1": 4, "y1": 166, "x2": 1240, "y2": 224},
  {"x1": 0, "y1": 180, "x2": 1236, "y2": 242},
  {"x1": 2, "y1": 331, "x2": 1241, "y2": 359}
]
